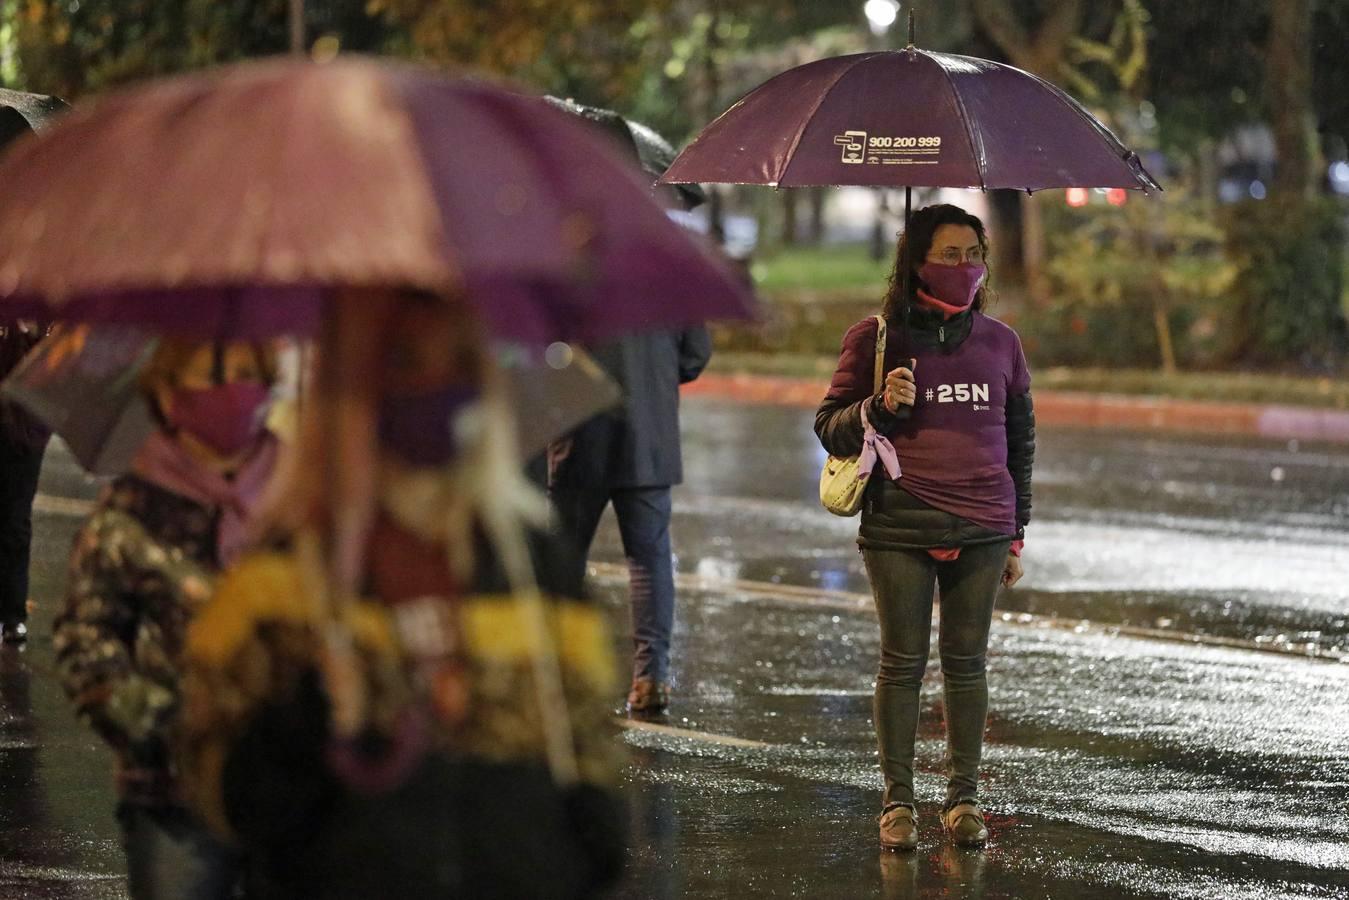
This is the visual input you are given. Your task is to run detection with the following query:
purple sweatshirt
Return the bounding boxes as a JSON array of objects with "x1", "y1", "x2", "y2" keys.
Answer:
[{"x1": 826, "y1": 313, "x2": 1031, "y2": 535}]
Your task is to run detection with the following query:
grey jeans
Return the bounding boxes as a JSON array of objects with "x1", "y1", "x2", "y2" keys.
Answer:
[{"x1": 862, "y1": 540, "x2": 1009, "y2": 810}]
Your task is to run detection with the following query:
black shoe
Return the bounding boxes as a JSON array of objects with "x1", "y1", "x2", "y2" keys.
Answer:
[{"x1": 1, "y1": 621, "x2": 27, "y2": 645}]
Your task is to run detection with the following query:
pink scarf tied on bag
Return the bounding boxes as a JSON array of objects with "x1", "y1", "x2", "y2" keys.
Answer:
[
  {"x1": 859, "y1": 401, "x2": 901, "y2": 483},
  {"x1": 130, "y1": 429, "x2": 280, "y2": 567}
]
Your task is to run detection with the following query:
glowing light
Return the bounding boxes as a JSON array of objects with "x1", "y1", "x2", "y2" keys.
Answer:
[
  {"x1": 1066, "y1": 188, "x2": 1090, "y2": 208},
  {"x1": 864, "y1": 0, "x2": 900, "y2": 35},
  {"x1": 1106, "y1": 188, "x2": 1128, "y2": 207}
]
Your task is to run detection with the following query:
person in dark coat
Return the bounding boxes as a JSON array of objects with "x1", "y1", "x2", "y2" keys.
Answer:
[
  {"x1": 0, "y1": 320, "x2": 52, "y2": 643},
  {"x1": 0, "y1": 88, "x2": 68, "y2": 644},
  {"x1": 550, "y1": 327, "x2": 712, "y2": 715},
  {"x1": 816, "y1": 204, "x2": 1034, "y2": 852}
]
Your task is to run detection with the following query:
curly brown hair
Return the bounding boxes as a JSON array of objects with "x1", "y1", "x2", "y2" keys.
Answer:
[{"x1": 881, "y1": 203, "x2": 993, "y2": 319}]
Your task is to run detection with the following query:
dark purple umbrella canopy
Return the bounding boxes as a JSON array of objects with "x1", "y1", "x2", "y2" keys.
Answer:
[
  {"x1": 0, "y1": 58, "x2": 754, "y2": 342},
  {"x1": 660, "y1": 48, "x2": 1160, "y2": 192}
]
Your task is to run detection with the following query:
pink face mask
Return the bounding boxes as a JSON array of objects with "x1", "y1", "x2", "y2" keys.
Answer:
[
  {"x1": 917, "y1": 262, "x2": 987, "y2": 311},
  {"x1": 167, "y1": 382, "x2": 271, "y2": 456}
]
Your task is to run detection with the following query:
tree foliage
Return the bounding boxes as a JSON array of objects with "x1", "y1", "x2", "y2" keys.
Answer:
[{"x1": 9, "y1": 0, "x2": 393, "y2": 97}]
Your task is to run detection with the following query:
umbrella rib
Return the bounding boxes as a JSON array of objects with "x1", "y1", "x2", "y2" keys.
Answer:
[
  {"x1": 1016, "y1": 65, "x2": 1160, "y2": 192},
  {"x1": 929, "y1": 53, "x2": 988, "y2": 192},
  {"x1": 776, "y1": 54, "x2": 877, "y2": 188}
]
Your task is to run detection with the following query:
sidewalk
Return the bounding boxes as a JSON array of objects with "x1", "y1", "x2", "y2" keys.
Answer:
[{"x1": 684, "y1": 373, "x2": 1349, "y2": 444}]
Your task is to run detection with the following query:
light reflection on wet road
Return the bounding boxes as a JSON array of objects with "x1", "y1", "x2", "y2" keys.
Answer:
[
  {"x1": 1, "y1": 398, "x2": 1347, "y2": 898},
  {"x1": 601, "y1": 400, "x2": 1349, "y2": 899}
]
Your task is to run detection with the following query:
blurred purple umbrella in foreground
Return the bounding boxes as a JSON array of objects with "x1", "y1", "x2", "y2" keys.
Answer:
[{"x1": 0, "y1": 58, "x2": 754, "y2": 342}]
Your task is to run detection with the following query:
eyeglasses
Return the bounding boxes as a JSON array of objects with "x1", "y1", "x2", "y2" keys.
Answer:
[{"x1": 928, "y1": 246, "x2": 986, "y2": 265}]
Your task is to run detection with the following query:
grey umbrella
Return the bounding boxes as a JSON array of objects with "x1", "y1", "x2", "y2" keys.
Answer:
[
  {"x1": 1, "y1": 324, "x2": 158, "y2": 475},
  {"x1": 0, "y1": 88, "x2": 70, "y2": 148},
  {"x1": 544, "y1": 96, "x2": 707, "y2": 210}
]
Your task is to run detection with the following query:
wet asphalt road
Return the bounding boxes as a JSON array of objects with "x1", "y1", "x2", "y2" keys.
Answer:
[{"x1": 2, "y1": 397, "x2": 1348, "y2": 898}]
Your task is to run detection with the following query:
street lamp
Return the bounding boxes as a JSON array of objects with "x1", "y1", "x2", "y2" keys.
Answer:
[{"x1": 864, "y1": 0, "x2": 900, "y2": 38}]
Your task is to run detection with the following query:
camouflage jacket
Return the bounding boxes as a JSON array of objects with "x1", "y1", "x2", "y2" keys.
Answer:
[
  {"x1": 54, "y1": 475, "x2": 220, "y2": 806},
  {"x1": 176, "y1": 523, "x2": 626, "y2": 893}
]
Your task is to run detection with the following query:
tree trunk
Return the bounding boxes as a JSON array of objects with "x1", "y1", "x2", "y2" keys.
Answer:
[
  {"x1": 1152, "y1": 299, "x2": 1177, "y2": 375},
  {"x1": 1021, "y1": 193, "x2": 1051, "y2": 308},
  {"x1": 290, "y1": 0, "x2": 306, "y2": 55},
  {"x1": 971, "y1": 0, "x2": 1086, "y2": 309},
  {"x1": 808, "y1": 186, "x2": 826, "y2": 246},
  {"x1": 781, "y1": 190, "x2": 799, "y2": 246},
  {"x1": 870, "y1": 189, "x2": 889, "y2": 262},
  {"x1": 702, "y1": 0, "x2": 725, "y2": 243},
  {"x1": 1266, "y1": 0, "x2": 1321, "y2": 199}
]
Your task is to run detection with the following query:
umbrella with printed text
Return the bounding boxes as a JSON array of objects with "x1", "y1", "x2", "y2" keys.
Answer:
[{"x1": 659, "y1": 13, "x2": 1160, "y2": 328}]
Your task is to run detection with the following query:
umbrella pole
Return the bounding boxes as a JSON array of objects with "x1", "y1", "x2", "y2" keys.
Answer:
[{"x1": 901, "y1": 186, "x2": 912, "y2": 358}]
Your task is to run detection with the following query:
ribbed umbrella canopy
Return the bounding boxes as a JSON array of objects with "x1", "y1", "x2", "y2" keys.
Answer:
[
  {"x1": 660, "y1": 48, "x2": 1160, "y2": 192},
  {"x1": 0, "y1": 58, "x2": 754, "y2": 341}
]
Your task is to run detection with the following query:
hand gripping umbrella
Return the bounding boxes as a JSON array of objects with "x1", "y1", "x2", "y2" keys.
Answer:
[{"x1": 659, "y1": 13, "x2": 1160, "y2": 334}]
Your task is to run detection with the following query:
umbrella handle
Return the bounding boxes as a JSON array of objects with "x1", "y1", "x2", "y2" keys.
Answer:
[
  {"x1": 899, "y1": 186, "x2": 913, "y2": 357},
  {"x1": 480, "y1": 507, "x2": 581, "y2": 787},
  {"x1": 296, "y1": 531, "x2": 370, "y2": 740}
]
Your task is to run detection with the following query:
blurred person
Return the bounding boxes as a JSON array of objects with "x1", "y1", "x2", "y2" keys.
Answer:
[
  {"x1": 0, "y1": 319, "x2": 52, "y2": 644},
  {"x1": 54, "y1": 338, "x2": 280, "y2": 899},
  {"x1": 549, "y1": 326, "x2": 711, "y2": 717},
  {"x1": 815, "y1": 204, "x2": 1035, "y2": 851},
  {"x1": 177, "y1": 290, "x2": 625, "y2": 899}
]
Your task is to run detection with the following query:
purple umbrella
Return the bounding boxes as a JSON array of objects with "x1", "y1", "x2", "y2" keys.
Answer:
[
  {"x1": 659, "y1": 15, "x2": 1158, "y2": 344},
  {"x1": 0, "y1": 58, "x2": 754, "y2": 342},
  {"x1": 659, "y1": 37, "x2": 1159, "y2": 192}
]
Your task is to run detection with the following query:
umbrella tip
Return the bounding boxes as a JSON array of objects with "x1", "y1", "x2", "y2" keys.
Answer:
[{"x1": 907, "y1": 9, "x2": 916, "y2": 47}]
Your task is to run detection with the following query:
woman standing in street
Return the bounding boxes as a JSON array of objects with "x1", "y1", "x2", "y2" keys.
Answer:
[
  {"x1": 54, "y1": 338, "x2": 280, "y2": 898},
  {"x1": 815, "y1": 204, "x2": 1035, "y2": 851}
]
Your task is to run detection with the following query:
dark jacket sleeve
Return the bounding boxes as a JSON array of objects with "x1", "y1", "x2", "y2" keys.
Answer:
[
  {"x1": 1005, "y1": 390, "x2": 1035, "y2": 534},
  {"x1": 814, "y1": 318, "x2": 905, "y2": 457},
  {"x1": 677, "y1": 326, "x2": 712, "y2": 385}
]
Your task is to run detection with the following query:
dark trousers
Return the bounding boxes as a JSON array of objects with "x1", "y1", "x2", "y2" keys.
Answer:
[
  {"x1": 552, "y1": 486, "x2": 676, "y2": 684},
  {"x1": 862, "y1": 540, "x2": 1009, "y2": 810},
  {"x1": 0, "y1": 436, "x2": 45, "y2": 625}
]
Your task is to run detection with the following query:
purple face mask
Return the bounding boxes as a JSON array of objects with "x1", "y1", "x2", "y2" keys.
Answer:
[
  {"x1": 917, "y1": 262, "x2": 987, "y2": 310},
  {"x1": 378, "y1": 384, "x2": 480, "y2": 468},
  {"x1": 168, "y1": 382, "x2": 271, "y2": 457}
]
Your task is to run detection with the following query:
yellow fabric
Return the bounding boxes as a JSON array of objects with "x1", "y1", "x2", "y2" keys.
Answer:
[
  {"x1": 461, "y1": 596, "x2": 616, "y2": 691},
  {"x1": 186, "y1": 554, "x2": 614, "y2": 688}
]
